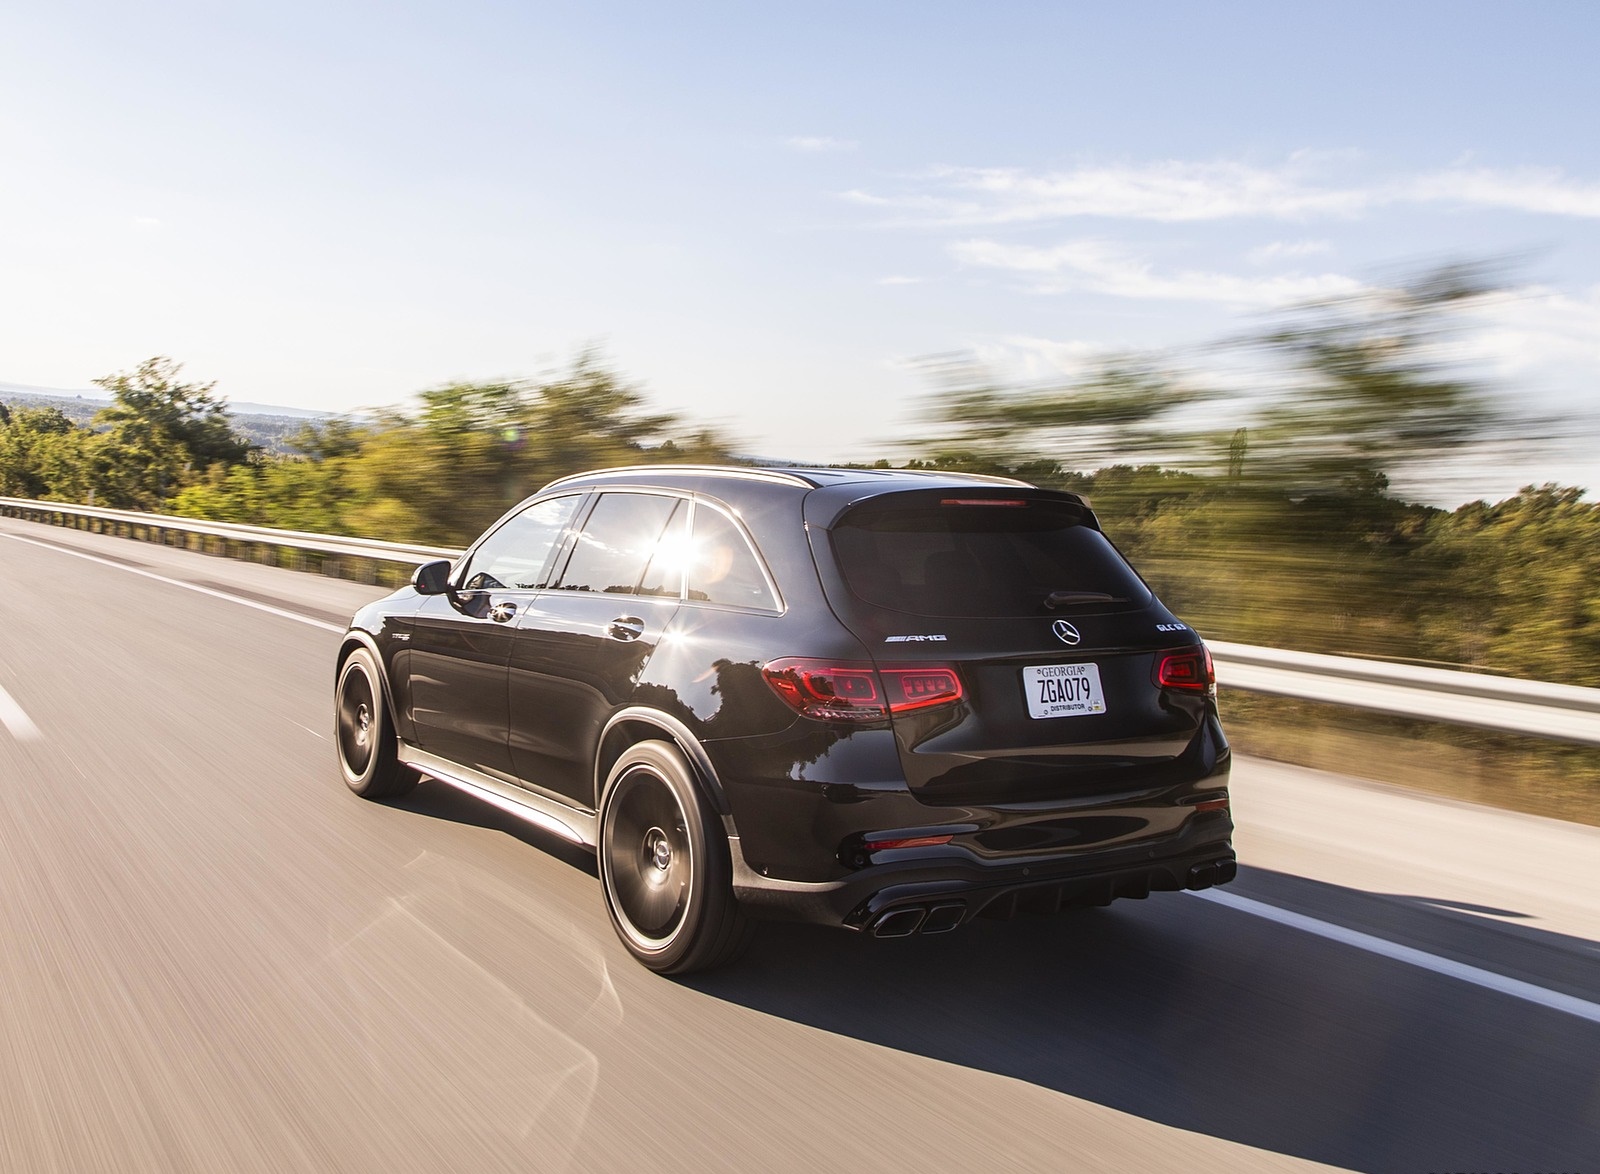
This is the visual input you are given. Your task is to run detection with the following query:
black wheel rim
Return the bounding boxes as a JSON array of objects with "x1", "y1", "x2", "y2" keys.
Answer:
[
  {"x1": 604, "y1": 767, "x2": 692, "y2": 947},
  {"x1": 338, "y1": 665, "x2": 376, "y2": 777}
]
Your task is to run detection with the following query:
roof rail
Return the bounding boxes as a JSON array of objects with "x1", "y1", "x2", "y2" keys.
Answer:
[
  {"x1": 538, "y1": 464, "x2": 817, "y2": 492},
  {"x1": 763, "y1": 464, "x2": 1036, "y2": 489}
]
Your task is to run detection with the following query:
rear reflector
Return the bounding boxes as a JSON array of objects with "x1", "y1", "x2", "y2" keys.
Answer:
[
  {"x1": 1155, "y1": 644, "x2": 1215, "y2": 691},
  {"x1": 762, "y1": 659, "x2": 964, "y2": 722},
  {"x1": 864, "y1": 833, "x2": 955, "y2": 851}
]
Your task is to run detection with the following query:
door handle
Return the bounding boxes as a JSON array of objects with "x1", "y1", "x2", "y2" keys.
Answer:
[
  {"x1": 489, "y1": 601, "x2": 518, "y2": 623},
  {"x1": 608, "y1": 616, "x2": 645, "y2": 641}
]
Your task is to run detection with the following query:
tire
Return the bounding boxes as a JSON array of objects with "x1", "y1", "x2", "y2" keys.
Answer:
[
  {"x1": 335, "y1": 647, "x2": 417, "y2": 800},
  {"x1": 598, "y1": 740, "x2": 753, "y2": 975}
]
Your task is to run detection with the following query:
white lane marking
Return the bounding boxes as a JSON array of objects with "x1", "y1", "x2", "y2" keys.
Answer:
[
  {"x1": 0, "y1": 684, "x2": 43, "y2": 741},
  {"x1": 290, "y1": 720, "x2": 328, "y2": 740},
  {"x1": 1190, "y1": 887, "x2": 1600, "y2": 1026},
  {"x1": 0, "y1": 533, "x2": 344, "y2": 633}
]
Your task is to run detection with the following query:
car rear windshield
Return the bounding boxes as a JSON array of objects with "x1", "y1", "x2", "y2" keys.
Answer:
[{"x1": 831, "y1": 496, "x2": 1151, "y2": 618}]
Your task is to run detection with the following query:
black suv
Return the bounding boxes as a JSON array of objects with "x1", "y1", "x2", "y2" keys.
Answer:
[{"x1": 335, "y1": 465, "x2": 1234, "y2": 973}]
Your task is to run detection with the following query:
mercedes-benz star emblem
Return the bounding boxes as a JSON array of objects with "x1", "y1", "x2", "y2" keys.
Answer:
[{"x1": 1052, "y1": 620, "x2": 1081, "y2": 646}]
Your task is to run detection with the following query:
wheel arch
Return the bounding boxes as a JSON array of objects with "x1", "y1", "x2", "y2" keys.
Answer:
[
  {"x1": 595, "y1": 708, "x2": 731, "y2": 821},
  {"x1": 336, "y1": 631, "x2": 399, "y2": 724}
]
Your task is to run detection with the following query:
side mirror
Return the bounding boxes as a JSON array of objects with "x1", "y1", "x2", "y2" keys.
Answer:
[{"x1": 412, "y1": 559, "x2": 453, "y2": 595}]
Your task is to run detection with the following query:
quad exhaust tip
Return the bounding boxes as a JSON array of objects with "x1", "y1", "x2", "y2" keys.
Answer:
[
  {"x1": 872, "y1": 902, "x2": 966, "y2": 938},
  {"x1": 873, "y1": 908, "x2": 926, "y2": 937},
  {"x1": 869, "y1": 859, "x2": 1236, "y2": 937},
  {"x1": 1187, "y1": 857, "x2": 1238, "y2": 889}
]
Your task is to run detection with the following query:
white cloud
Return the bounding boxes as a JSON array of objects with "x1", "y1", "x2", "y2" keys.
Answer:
[
  {"x1": 786, "y1": 135, "x2": 858, "y2": 153},
  {"x1": 1405, "y1": 168, "x2": 1600, "y2": 218},
  {"x1": 966, "y1": 336, "x2": 1109, "y2": 381},
  {"x1": 1462, "y1": 285, "x2": 1600, "y2": 388},
  {"x1": 846, "y1": 158, "x2": 1600, "y2": 226},
  {"x1": 950, "y1": 238, "x2": 1363, "y2": 306},
  {"x1": 1248, "y1": 239, "x2": 1333, "y2": 264},
  {"x1": 875, "y1": 275, "x2": 924, "y2": 285},
  {"x1": 928, "y1": 160, "x2": 1371, "y2": 223},
  {"x1": 838, "y1": 189, "x2": 957, "y2": 218}
]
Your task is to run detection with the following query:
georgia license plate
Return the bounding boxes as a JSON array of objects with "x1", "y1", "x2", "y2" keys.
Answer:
[{"x1": 1023, "y1": 663, "x2": 1106, "y2": 718}]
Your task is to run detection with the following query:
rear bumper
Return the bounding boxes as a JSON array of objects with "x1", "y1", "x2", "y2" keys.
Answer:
[{"x1": 730, "y1": 812, "x2": 1235, "y2": 934}]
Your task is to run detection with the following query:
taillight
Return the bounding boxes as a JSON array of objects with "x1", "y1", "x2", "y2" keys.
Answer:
[
  {"x1": 763, "y1": 660, "x2": 884, "y2": 721},
  {"x1": 762, "y1": 659, "x2": 964, "y2": 722},
  {"x1": 1155, "y1": 645, "x2": 1214, "y2": 692},
  {"x1": 880, "y1": 666, "x2": 962, "y2": 712}
]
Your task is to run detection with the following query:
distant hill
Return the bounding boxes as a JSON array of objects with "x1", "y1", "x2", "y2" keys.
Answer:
[{"x1": 0, "y1": 384, "x2": 340, "y2": 454}]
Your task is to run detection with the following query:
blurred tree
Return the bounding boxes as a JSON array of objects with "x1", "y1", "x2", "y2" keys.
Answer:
[
  {"x1": 517, "y1": 352, "x2": 680, "y2": 475},
  {"x1": 918, "y1": 352, "x2": 1207, "y2": 474},
  {"x1": 1419, "y1": 485, "x2": 1600, "y2": 686},
  {"x1": 287, "y1": 417, "x2": 366, "y2": 460},
  {"x1": 1241, "y1": 262, "x2": 1509, "y2": 494},
  {"x1": 91, "y1": 357, "x2": 254, "y2": 506},
  {"x1": 173, "y1": 353, "x2": 735, "y2": 546},
  {"x1": 0, "y1": 405, "x2": 96, "y2": 501}
]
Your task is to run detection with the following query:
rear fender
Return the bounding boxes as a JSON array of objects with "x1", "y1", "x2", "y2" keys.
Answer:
[{"x1": 596, "y1": 707, "x2": 733, "y2": 826}]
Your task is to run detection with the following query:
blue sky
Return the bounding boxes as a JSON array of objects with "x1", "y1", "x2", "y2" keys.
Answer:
[{"x1": 4, "y1": 1, "x2": 1599, "y2": 502}]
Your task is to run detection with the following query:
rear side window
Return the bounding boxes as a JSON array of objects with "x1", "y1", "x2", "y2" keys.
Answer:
[
  {"x1": 687, "y1": 505, "x2": 779, "y2": 611},
  {"x1": 554, "y1": 492, "x2": 683, "y2": 595},
  {"x1": 831, "y1": 497, "x2": 1150, "y2": 618}
]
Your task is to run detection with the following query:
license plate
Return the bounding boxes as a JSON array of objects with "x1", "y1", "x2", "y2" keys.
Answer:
[{"x1": 1023, "y1": 663, "x2": 1106, "y2": 718}]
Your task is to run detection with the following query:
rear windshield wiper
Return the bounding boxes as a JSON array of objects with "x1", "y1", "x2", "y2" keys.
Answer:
[{"x1": 1044, "y1": 590, "x2": 1126, "y2": 609}]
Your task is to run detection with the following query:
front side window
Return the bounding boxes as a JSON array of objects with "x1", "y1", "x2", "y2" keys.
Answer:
[
  {"x1": 553, "y1": 492, "x2": 683, "y2": 595},
  {"x1": 460, "y1": 495, "x2": 582, "y2": 591}
]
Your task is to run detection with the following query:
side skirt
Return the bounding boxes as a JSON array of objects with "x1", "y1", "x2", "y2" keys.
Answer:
[{"x1": 398, "y1": 744, "x2": 598, "y2": 848}]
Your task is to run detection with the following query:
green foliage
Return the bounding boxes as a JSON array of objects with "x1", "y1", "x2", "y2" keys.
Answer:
[
  {"x1": 1097, "y1": 473, "x2": 1444, "y2": 658},
  {"x1": 1418, "y1": 485, "x2": 1600, "y2": 686},
  {"x1": 90, "y1": 357, "x2": 256, "y2": 507},
  {"x1": 171, "y1": 354, "x2": 736, "y2": 545},
  {"x1": 0, "y1": 405, "x2": 97, "y2": 500}
]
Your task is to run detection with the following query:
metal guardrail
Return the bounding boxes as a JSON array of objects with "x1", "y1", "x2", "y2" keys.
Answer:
[
  {"x1": 4, "y1": 496, "x2": 1599, "y2": 746},
  {"x1": 0, "y1": 497, "x2": 461, "y2": 567},
  {"x1": 1208, "y1": 642, "x2": 1600, "y2": 747}
]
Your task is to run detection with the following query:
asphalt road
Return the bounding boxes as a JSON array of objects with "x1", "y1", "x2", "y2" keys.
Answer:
[{"x1": 1, "y1": 517, "x2": 1597, "y2": 1173}]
